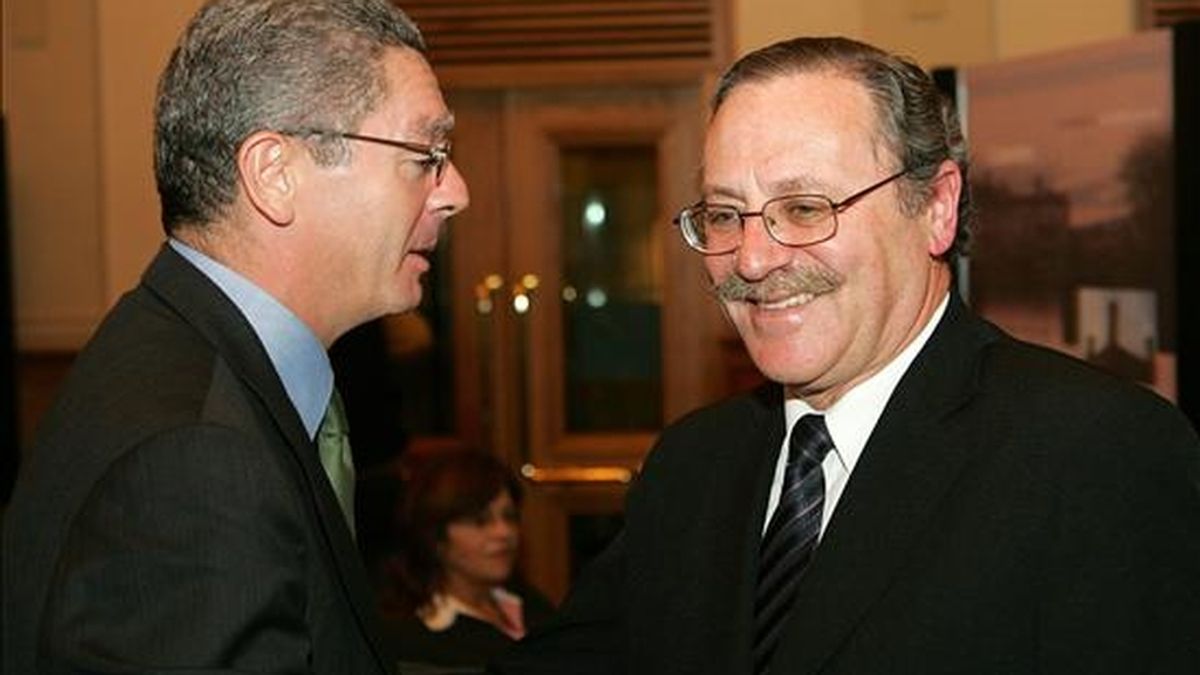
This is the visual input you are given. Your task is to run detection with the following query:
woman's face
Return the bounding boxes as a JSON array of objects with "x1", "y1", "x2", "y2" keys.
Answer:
[{"x1": 439, "y1": 490, "x2": 520, "y2": 590}]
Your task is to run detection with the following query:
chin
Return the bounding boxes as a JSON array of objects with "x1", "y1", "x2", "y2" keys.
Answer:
[
  {"x1": 745, "y1": 343, "x2": 823, "y2": 388},
  {"x1": 392, "y1": 300, "x2": 421, "y2": 316},
  {"x1": 388, "y1": 289, "x2": 423, "y2": 315},
  {"x1": 486, "y1": 560, "x2": 516, "y2": 581},
  {"x1": 468, "y1": 571, "x2": 510, "y2": 588}
]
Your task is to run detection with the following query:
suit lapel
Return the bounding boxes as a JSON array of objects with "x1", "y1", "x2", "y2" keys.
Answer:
[
  {"x1": 730, "y1": 386, "x2": 790, "y2": 670},
  {"x1": 141, "y1": 246, "x2": 392, "y2": 672},
  {"x1": 771, "y1": 295, "x2": 1001, "y2": 674}
]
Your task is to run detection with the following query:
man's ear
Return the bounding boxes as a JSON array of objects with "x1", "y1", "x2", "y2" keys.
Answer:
[
  {"x1": 924, "y1": 159, "x2": 961, "y2": 257},
  {"x1": 237, "y1": 131, "x2": 297, "y2": 226}
]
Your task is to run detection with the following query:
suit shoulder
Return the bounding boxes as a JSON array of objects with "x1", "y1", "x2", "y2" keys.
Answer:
[
  {"x1": 977, "y1": 332, "x2": 1198, "y2": 449},
  {"x1": 23, "y1": 283, "x2": 266, "y2": 511},
  {"x1": 44, "y1": 318, "x2": 217, "y2": 440},
  {"x1": 983, "y1": 334, "x2": 1172, "y2": 406},
  {"x1": 661, "y1": 383, "x2": 778, "y2": 443},
  {"x1": 639, "y1": 384, "x2": 779, "y2": 474}
]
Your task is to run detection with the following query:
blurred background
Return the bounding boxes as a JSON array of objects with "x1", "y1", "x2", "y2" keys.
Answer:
[{"x1": 3, "y1": 0, "x2": 1198, "y2": 606}]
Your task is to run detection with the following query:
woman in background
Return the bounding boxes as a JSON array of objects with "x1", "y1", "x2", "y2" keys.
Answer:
[{"x1": 385, "y1": 450, "x2": 555, "y2": 671}]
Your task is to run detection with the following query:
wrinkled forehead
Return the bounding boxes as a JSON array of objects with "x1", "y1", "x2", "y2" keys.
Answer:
[
  {"x1": 709, "y1": 68, "x2": 890, "y2": 151},
  {"x1": 700, "y1": 71, "x2": 894, "y2": 195}
]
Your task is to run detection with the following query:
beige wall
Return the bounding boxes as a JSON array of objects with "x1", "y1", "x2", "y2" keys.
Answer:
[
  {"x1": 95, "y1": 1, "x2": 204, "y2": 301},
  {"x1": 734, "y1": 0, "x2": 1137, "y2": 67},
  {"x1": 4, "y1": 0, "x2": 199, "y2": 350},
  {"x1": 992, "y1": 0, "x2": 1136, "y2": 61},
  {"x1": 6, "y1": 0, "x2": 105, "y2": 350},
  {"x1": 734, "y1": 0, "x2": 864, "y2": 50},
  {"x1": 3, "y1": 0, "x2": 1142, "y2": 351}
]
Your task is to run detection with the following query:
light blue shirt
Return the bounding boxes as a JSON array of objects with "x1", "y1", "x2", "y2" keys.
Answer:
[{"x1": 169, "y1": 239, "x2": 332, "y2": 440}]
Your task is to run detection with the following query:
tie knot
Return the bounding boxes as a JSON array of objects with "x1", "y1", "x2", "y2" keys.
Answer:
[
  {"x1": 320, "y1": 388, "x2": 349, "y2": 438},
  {"x1": 788, "y1": 414, "x2": 834, "y2": 466}
]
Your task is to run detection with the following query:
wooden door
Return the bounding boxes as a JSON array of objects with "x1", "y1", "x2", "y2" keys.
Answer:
[{"x1": 405, "y1": 84, "x2": 727, "y2": 601}]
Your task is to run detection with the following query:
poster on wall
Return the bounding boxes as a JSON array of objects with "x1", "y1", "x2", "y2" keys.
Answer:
[{"x1": 962, "y1": 30, "x2": 1178, "y2": 401}]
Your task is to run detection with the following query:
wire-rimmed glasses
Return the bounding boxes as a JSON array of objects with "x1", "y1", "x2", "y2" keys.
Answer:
[
  {"x1": 673, "y1": 168, "x2": 911, "y2": 254},
  {"x1": 281, "y1": 129, "x2": 451, "y2": 185}
]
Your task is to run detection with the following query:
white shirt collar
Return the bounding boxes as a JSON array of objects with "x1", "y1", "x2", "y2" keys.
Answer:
[
  {"x1": 784, "y1": 292, "x2": 950, "y2": 474},
  {"x1": 418, "y1": 588, "x2": 526, "y2": 638}
]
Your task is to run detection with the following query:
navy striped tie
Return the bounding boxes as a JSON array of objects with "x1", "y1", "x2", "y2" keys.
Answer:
[{"x1": 753, "y1": 414, "x2": 834, "y2": 674}]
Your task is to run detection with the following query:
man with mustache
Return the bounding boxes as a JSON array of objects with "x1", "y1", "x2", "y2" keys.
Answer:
[
  {"x1": 495, "y1": 36, "x2": 1200, "y2": 674},
  {"x1": 2, "y1": 1, "x2": 468, "y2": 672}
]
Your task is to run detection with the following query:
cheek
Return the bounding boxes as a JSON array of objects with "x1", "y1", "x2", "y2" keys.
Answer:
[
  {"x1": 396, "y1": 185, "x2": 436, "y2": 233},
  {"x1": 441, "y1": 530, "x2": 472, "y2": 561},
  {"x1": 702, "y1": 254, "x2": 735, "y2": 284},
  {"x1": 392, "y1": 207, "x2": 422, "y2": 245}
]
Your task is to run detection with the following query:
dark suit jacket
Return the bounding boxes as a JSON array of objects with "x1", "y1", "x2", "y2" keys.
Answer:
[
  {"x1": 494, "y1": 294, "x2": 1200, "y2": 674},
  {"x1": 2, "y1": 246, "x2": 392, "y2": 674}
]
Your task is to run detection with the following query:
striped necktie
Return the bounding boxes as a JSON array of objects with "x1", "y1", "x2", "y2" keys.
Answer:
[
  {"x1": 753, "y1": 414, "x2": 834, "y2": 674},
  {"x1": 318, "y1": 388, "x2": 356, "y2": 537}
]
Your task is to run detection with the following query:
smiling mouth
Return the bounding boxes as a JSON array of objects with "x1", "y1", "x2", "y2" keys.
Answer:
[{"x1": 757, "y1": 292, "x2": 817, "y2": 310}]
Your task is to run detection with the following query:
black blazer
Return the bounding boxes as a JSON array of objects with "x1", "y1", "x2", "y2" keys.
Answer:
[
  {"x1": 3, "y1": 246, "x2": 392, "y2": 674},
  {"x1": 387, "y1": 585, "x2": 556, "y2": 671},
  {"x1": 495, "y1": 294, "x2": 1200, "y2": 674}
]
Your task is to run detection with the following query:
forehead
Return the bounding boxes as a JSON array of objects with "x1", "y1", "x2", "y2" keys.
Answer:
[
  {"x1": 373, "y1": 47, "x2": 454, "y2": 139},
  {"x1": 703, "y1": 70, "x2": 887, "y2": 195}
]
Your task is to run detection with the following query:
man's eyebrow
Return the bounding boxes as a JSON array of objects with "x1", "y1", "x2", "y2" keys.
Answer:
[
  {"x1": 700, "y1": 185, "x2": 744, "y2": 204},
  {"x1": 700, "y1": 173, "x2": 836, "y2": 204},
  {"x1": 767, "y1": 174, "x2": 835, "y2": 196},
  {"x1": 424, "y1": 113, "x2": 456, "y2": 141}
]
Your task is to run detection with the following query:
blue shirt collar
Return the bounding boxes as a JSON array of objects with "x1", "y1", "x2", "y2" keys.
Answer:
[{"x1": 169, "y1": 238, "x2": 332, "y2": 439}]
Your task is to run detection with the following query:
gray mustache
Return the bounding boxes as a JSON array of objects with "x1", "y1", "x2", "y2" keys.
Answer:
[{"x1": 712, "y1": 266, "x2": 842, "y2": 303}]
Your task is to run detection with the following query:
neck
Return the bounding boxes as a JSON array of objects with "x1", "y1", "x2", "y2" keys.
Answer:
[
  {"x1": 786, "y1": 263, "x2": 951, "y2": 409},
  {"x1": 443, "y1": 573, "x2": 496, "y2": 611},
  {"x1": 174, "y1": 219, "x2": 341, "y2": 347}
]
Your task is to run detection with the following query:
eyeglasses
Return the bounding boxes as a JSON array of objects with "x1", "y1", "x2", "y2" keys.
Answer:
[
  {"x1": 673, "y1": 168, "x2": 911, "y2": 255},
  {"x1": 280, "y1": 129, "x2": 451, "y2": 186}
]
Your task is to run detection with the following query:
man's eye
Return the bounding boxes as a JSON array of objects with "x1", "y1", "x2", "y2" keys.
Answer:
[
  {"x1": 702, "y1": 209, "x2": 740, "y2": 228},
  {"x1": 780, "y1": 198, "x2": 827, "y2": 222}
]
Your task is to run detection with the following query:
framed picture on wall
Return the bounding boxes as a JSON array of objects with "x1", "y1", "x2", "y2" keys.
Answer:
[{"x1": 953, "y1": 24, "x2": 1198, "y2": 424}]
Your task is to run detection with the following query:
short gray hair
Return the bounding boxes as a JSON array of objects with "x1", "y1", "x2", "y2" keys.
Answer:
[
  {"x1": 713, "y1": 36, "x2": 972, "y2": 265},
  {"x1": 154, "y1": 0, "x2": 426, "y2": 232}
]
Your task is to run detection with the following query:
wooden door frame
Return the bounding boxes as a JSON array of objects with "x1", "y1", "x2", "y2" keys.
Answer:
[
  {"x1": 501, "y1": 85, "x2": 727, "y2": 600},
  {"x1": 439, "y1": 83, "x2": 730, "y2": 601},
  {"x1": 503, "y1": 85, "x2": 725, "y2": 472}
]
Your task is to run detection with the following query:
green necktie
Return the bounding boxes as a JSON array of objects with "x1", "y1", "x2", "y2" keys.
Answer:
[{"x1": 318, "y1": 388, "x2": 356, "y2": 537}]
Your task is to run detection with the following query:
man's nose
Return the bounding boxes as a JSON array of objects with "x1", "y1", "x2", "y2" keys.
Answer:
[
  {"x1": 433, "y1": 161, "x2": 470, "y2": 217},
  {"x1": 735, "y1": 212, "x2": 791, "y2": 281}
]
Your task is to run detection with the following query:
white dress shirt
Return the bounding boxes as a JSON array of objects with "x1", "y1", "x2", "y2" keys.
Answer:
[{"x1": 763, "y1": 293, "x2": 950, "y2": 537}]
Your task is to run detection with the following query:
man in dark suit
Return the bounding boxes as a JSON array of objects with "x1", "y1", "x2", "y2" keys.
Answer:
[
  {"x1": 2, "y1": 1, "x2": 468, "y2": 672},
  {"x1": 494, "y1": 37, "x2": 1200, "y2": 674}
]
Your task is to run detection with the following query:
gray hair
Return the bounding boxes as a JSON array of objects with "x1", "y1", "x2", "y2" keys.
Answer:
[
  {"x1": 712, "y1": 36, "x2": 973, "y2": 265},
  {"x1": 154, "y1": 0, "x2": 426, "y2": 232}
]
